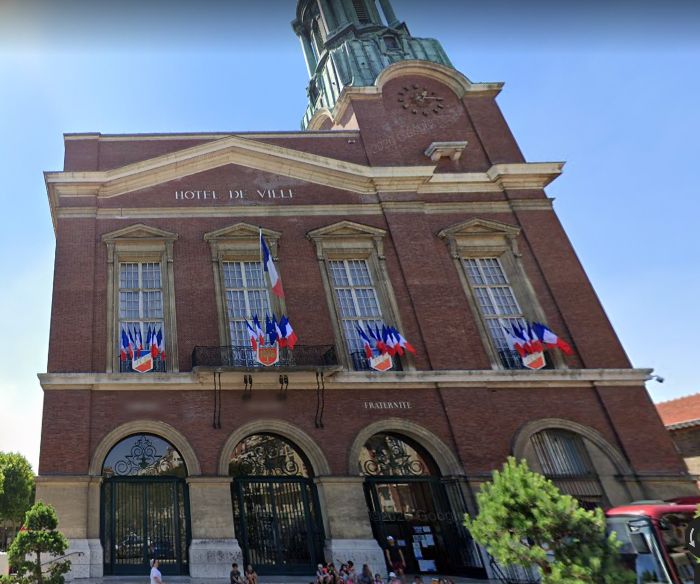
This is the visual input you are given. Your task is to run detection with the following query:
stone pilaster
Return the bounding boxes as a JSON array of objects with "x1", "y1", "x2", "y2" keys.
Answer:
[
  {"x1": 186, "y1": 476, "x2": 242, "y2": 578},
  {"x1": 315, "y1": 477, "x2": 385, "y2": 575}
]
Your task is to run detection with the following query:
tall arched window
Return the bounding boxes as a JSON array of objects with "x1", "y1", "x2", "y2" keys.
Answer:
[{"x1": 530, "y1": 429, "x2": 606, "y2": 508}]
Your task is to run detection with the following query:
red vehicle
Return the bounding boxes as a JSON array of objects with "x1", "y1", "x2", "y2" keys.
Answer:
[{"x1": 606, "y1": 498, "x2": 698, "y2": 583}]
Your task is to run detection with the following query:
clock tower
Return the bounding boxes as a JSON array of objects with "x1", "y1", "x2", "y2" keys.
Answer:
[{"x1": 293, "y1": 0, "x2": 453, "y2": 128}]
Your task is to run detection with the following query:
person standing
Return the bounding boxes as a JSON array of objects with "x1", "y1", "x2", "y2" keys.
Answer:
[
  {"x1": 384, "y1": 537, "x2": 405, "y2": 583},
  {"x1": 150, "y1": 559, "x2": 163, "y2": 584}
]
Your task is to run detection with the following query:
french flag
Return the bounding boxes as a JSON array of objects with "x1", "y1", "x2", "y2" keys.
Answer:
[
  {"x1": 533, "y1": 322, "x2": 574, "y2": 355},
  {"x1": 120, "y1": 329, "x2": 130, "y2": 362},
  {"x1": 279, "y1": 315, "x2": 298, "y2": 350},
  {"x1": 260, "y1": 232, "x2": 284, "y2": 298},
  {"x1": 357, "y1": 325, "x2": 373, "y2": 359},
  {"x1": 252, "y1": 315, "x2": 265, "y2": 346},
  {"x1": 246, "y1": 320, "x2": 258, "y2": 349},
  {"x1": 156, "y1": 327, "x2": 166, "y2": 361},
  {"x1": 393, "y1": 327, "x2": 416, "y2": 355}
]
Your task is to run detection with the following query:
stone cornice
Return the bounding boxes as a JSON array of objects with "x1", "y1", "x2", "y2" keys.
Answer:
[
  {"x1": 38, "y1": 368, "x2": 652, "y2": 391},
  {"x1": 46, "y1": 132, "x2": 563, "y2": 229}
]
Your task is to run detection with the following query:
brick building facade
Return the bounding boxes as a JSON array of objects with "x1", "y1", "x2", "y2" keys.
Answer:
[
  {"x1": 37, "y1": 0, "x2": 696, "y2": 579},
  {"x1": 657, "y1": 394, "x2": 700, "y2": 484}
]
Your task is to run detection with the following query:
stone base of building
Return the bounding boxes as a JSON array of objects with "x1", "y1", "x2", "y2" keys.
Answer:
[
  {"x1": 64, "y1": 539, "x2": 102, "y2": 580},
  {"x1": 324, "y1": 539, "x2": 386, "y2": 577},
  {"x1": 189, "y1": 538, "x2": 243, "y2": 578}
]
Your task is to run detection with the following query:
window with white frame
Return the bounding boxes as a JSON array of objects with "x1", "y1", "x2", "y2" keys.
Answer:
[
  {"x1": 462, "y1": 257, "x2": 526, "y2": 369},
  {"x1": 118, "y1": 262, "x2": 166, "y2": 372},
  {"x1": 328, "y1": 259, "x2": 384, "y2": 369},
  {"x1": 222, "y1": 261, "x2": 272, "y2": 346}
]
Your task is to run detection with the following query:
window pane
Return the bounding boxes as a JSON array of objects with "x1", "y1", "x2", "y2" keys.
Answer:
[
  {"x1": 119, "y1": 264, "x2": 139, "y2": 289},
  {"x1": 141, "y1": 263, "x2": 161, "y2": 289},
  {"x1": 119, "y1": 292, "x2": 140, "y2": 319},
  {"x1": 473, "y1": 288, "x2": 496, "y2": 315},
  {"x1": 329, "y1": 261, "x2": 350, "y2": 286},
  {"x1": 479, "y1": 258, "x2": 507, "y2": 285},
  {"x1": 223, "y1": 262, "x2": 244, "y2": 288},
  {"x1": 348, "y1": 259, "x2": 372, "y2": 286},
  {"x1": 355, "y1": 288, "x2": 380, "y2": 317},
  {"x1": 244, "y1": 262, "x2": 265, "y2": 288},
  {"x1": 336, "y1": 289, "x2": 357, "y2": 317},
  {"x1": 491, "y1": 287, "x2": 520, "y2": 315},
  {"x1": 142, "y1": 291, "x2": 163, "y2": 318},
  {"x1": 225, "y1": 290, "x2": 244, "y2": 318},
  {"x1": 462, "y1": 259, "x2": 483, "y2": 285}
]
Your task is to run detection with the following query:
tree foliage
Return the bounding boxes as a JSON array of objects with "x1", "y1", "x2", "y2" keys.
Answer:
[
  {"x1": 464, "y1": 457, "x2": 634, "y2": 584},
  {"x1": 1, "y1": 503, "x2": 70, "y2": 584},
  {"x1": 0, "y1": 453, "x2": 34, "y2": 524}
]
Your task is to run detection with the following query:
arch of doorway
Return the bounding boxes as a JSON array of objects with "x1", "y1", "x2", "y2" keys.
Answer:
[
  {"x1": 348, "y1": 418, "x2": 465, "y2": 477},
  {"x1": 217, "y1": 419, "x2": 332, "y2": 477},
  {"x1": 88, "y1": 420, "x2": 201, "y2": 477}
]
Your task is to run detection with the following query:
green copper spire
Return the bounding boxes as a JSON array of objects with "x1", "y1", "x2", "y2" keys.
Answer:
[{"x1": 293, "y1": 0, "x2": 453, "y2": 129}]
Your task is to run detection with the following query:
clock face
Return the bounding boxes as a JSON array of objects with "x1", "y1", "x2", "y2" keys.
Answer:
[{"x1": 397, "y1": 84, "x2": 445, "y2": 116}]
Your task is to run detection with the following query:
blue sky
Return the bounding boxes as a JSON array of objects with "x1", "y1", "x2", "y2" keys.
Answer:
[{"x1": 0, "y1": 1, "x2": 698, "y2": 471}]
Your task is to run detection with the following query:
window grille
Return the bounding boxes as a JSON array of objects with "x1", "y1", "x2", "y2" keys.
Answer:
[
  {"x1": 118, "y1": 262, "x2": 166, "y2": 372},
  {"x1": 222, "y1": 261, "x2": 272, "y2": 346},
  {"x1": 531, "y1": 430, "x2": 605, "y2": 509},
  {"x1": 328, "y1": 259, "x2": 383, "y2": 368},
  {"x1": 462, "y1": 257, "x2": 526, "y2": 369}
]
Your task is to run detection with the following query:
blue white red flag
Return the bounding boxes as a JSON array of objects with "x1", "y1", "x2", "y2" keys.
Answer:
[
  {"x1": 532, "y1": 322, "x2": 574, "y2": 355},
  {"x1": 357, "y1": 325, "x2": 373, "y2": 359},
  {"x1": 120, "y1": 329, "x2": 130, "y2": 362},
  {"x1": 156, "y1": 327, "x2": 166, "y2": 361},
  {"x1": 252, "y1": 315, "x2": 265, "y2": 346},
  {"x1": 260, "y1": 231, "x2": 284, "y2": 298},
  {"x1": 246, "y1": 320, "x2": 258, "y2": 350},
  {"x1": 279, "y1": 315, "x2": 298, "y2": 350}
]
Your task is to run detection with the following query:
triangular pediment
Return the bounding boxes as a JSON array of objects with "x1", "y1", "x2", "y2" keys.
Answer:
[
  {"x1": 438, "y1": 218, "x2": 520, "y2": 240},
  {"x1": 102, "y1": 223, "x2": 178, "y2": 243},
  {"x1": 307, "y1": 221, "x2": 387, "y2": 240},
  {"x1": 204, "y1": 223, "x2": 281, "y2": 242}
]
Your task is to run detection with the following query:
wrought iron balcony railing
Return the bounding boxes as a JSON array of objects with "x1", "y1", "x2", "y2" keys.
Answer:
[{"x1": 191, "y1": 345, "x2": 339, "y2": 371}]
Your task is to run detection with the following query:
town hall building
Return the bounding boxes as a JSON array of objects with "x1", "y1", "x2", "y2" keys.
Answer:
[{"x1": 37, "y1": 0, "x2": 697, "y2": 580}]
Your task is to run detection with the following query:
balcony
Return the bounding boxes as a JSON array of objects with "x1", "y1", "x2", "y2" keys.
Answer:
[{"x1": 191, "y1": 345, "x2": 339, "y2": 371}]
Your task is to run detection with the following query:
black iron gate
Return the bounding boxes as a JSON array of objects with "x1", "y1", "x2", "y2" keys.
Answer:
[
  {"x1": 232, "y1": 477, "x2": 324, "y2": 575},
  {"x1": 364, "y1": 477, "x2": 486, "y2": 578},
  {"x1": 102, "y1": 477, "x2": 190, "y2": 575}
]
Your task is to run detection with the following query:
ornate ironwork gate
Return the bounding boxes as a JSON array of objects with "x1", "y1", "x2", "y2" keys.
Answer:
[
  {"x1": 229, "y1": 433, "x2": 324, "y2": 575},
  {"x1": 102, "y1": 477, "x2": 190, "y2": 575},
  {"x1": 360, "y1": 433, "x2": 485, "y2": 578},
  {"x1": 232, "y1": 477, "x2": 324, "y2": 574}
]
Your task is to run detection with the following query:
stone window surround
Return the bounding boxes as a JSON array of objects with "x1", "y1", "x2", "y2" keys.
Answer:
[
  {"x1": 102, "y1": 224, "x2": 179, "y2": 373},
  {"x1": 307, "y1": 221, "x2": 412, "y2": 371},
  {"x1": 439, "y1": 218, "x2": 565, "y2": 370},
  {"x1": 204, "y1": 223, "x2": 285, "y2": 349}
]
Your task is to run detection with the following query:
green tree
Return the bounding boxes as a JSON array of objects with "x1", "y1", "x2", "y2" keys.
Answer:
[
  {"x1": 464, "y1": 457, "x2": 634, "y2": 584},
  {"x1": 0, "y1": 453, "x2": 34, "y2": 524},
  {"x1": 1, "y1": 503, "x2": 70, "y2": 584}
]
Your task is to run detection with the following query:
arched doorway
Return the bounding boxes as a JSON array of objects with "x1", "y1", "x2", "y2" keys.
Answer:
[
  {"x1": 101, "y1": 434, "x2": 191, "y2": 575},
  {"x1": 229, "y1": 433, "x2": 324, "y2": 575},
  {"x1": 360, "y1": 433, "x2": 484, "y2": 578}
]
